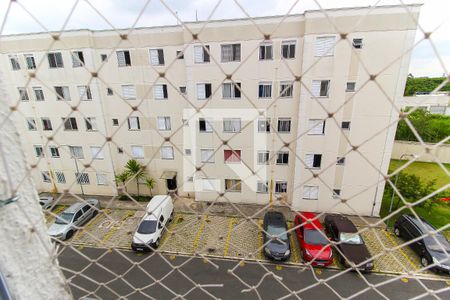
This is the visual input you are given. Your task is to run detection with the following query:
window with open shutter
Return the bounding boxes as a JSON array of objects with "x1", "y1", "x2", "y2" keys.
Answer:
[
  {"x1": 315, "y1": 36, "x2": 336, "y2": 56},
  {"x1": 201, "y1": 149, "x2": 214, "y2": 163},
  {"x1": 308, "y1": 119, "x2": 325, "y2": 135},
  {"x1": 197, "y1": 84, "x2": 206, "y2": 99},
  {"x1": 161, "y1": 146, "x2": 174, "y2": 159},
  {"x1": 122, "y1": 85, "x2": 136, "y2": 99},
  {"x1": 149, "y1": 49, "x2": 164, "y2": 65},
  {"x1": 128, "y1": 117, "x2": 140, "y2": 130},
  {"x1": 131, "y1": 146, "x2": 144, "y2": 158},
  {"x1": 117, "y1": 50, "x2": 131, "y2": 66}
]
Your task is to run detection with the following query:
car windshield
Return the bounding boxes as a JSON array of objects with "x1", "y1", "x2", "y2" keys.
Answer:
[
  {"x1": 339, "y1": 232, "x2": 363, "y2": 245},
  {"x1": 266, "y1": 224, "x2": 288, "y2": 241},
  {"x1": 304, "y1": 229, "x2": 328, "y2": 245},
  {"x1": 425, "y1": 236, "x2": 450, "y2": 253},
  {"x1": 137, "y1": 220, "x2": 157, "y2": 234},
  {"x1": 55, "y1": 213, "x2": 74, "y2": 225}
]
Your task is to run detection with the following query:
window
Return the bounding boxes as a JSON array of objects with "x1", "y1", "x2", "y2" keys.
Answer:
[
  {"x1": 78, "y1": 85, "x2": 92, "y2": 100},
  {"x1": 149, "y1": 49, "x2": 165, "y2": 65},
  {"x1": 48, "y1": 52, "x2": 64, "y2": 68},
  {"x1": 276, "y1": 151, "x2": 289, "y2": 165},
  {"x1": 76, "y1": 172, "x2": 90, "y2": 185},
  {"x1": 346, "y1": 82, "x2": 356, "y2": 92},
  {"x1": 101, "y1": 54, "x2": 108, "y2": 62},
  {"x1": 225, "y1": 179, "x2": 241, "y2": 192},
  {"x1": 26, "y1": 118, "x2": 36, "y2": 130},
  {"x1": 55, "y1": 86, "x2": 70, "y2": 100},
  {"x1": 56, "y1": 171, "x2": 66, "y2": 184},
  {"x1": 154, "y1": 84, "x2": 168, "y2": 99},
  {"x1": 9, "y1": 55, "x2": 20, "y2": 70},
  {"x1": 97, "y1": 173, "x2": 108, "y2": 186},
  {"x1": 257, "y1": 151, "x2": 270, "y2": 165},
  {"x1": 49, "y1": 146, "x2": 60, "y2": 158},
  {"x1": 63, "y1": 117, "x2": 78, "y2": 130},
  {"x1": 176, "y1": 51, "x2": 184, "y2": 59},
  {"x1": 258, "y1": 82, "x2": 272, "y2": 98},
  {"x1": 333, "y1": 189, "x2": 341, "y2": 198},
  {"x1": 224, "y1": 150, "x2": 241, "y2": 163},
  {"x1": 199, "y1": 118, "x2": 213, "y2": 132},
  {"x1": 352, "y1": 38, "x2": 363, "y2": 49},
  {"x1": 202, "y1": 178, "x2": 216, "y2": 191},
  {"x1": 308, "y1": 119, "x2": 326, "y2": 135},
  {"x1": 311, "y1": 80, "x2": 330, "y2": 97},
  {"x1": 315, "y1": 36, "x2": 335, "y2": 56},
  {"x1": 280, "y1": 81, "x2": 293, "y2": 97},
  {"x1": 161, "y1": 146, "x2": 174, "y2": 160},
  {"x1": 223, "y1": 118, "x2": 241, "y2": 132},
  {"x1": 24, "y1": 54, "x2": 36, "y2": 69},
  {"x1": 197, "y1": 83, "x2": 212, "y2": 100},
  {"x1": 275, "y1": 181, "x2": 288, "y2": 193},
  {"x1": 18, "y1": 88, "x2": 29, "y2": 101},
  {"x1": 112, "y1": 118, "x2": 119, "y2": 126},
  {"x1": 122, "y1": 85, "x2": 136, "y2": 100},
  {"x1": 33, "y1": 87, "x2": 45, "y2": 101},
  {"x1": 221, "y1": 43, "x2": 241, "y2": 62},
  {"x1": 179, "y1": 86, "x2": 187, "y2": 95},
  {"x1": 277, "y1": 118, "x2": 291, "y2": 133},
  {"x1": 69, "y1": 146, "x2": 84, "y2": 159},
  {"x1": 222, "y1": 82, "x2": 241, "y2": 99},
  {"x1": 72, "y1": 51, "x2": 84, "y2": 67},
  {"x1": 185, "y1": 149, "x2": 191, "y2": 156},
  {"x1": 257, "y1": 181, "x2": 269, "y2": 193},
  {"x1": 90, "y1": 146, "x2": 104, "y2": 160},
  {"x1": 157, "y1": 116, "x2": 171, "y2": 131},
  {"x1": 430, "y1": 105, "x2": 447, "y2": 114},
  {"x1": 41, "y1": 118, "x2": 53, "y2": 131},
  {"x1": 341, "y1": 121, "x2": 351, "y2": 130},
  {"x1": 107, "y1": 88, "x2": 113, "y2": 96},
  {"x1": 303, "y1": 186, "x2": 319, "y2": 199},
  {"x1": 34, "y1": 145, "x2": 44, "y2": 157},
  {"x1": 131, "y1": 146, "x2": 144, "y2": 158},
  {"x1": 85, "y1": 117, "x2": 98, "y2": 131},
  {"x1": 258, "y1": 118, "x2": 271, "y2": 133},
  {"x1": 259, "y1": 43, "x2": 273, "y2": 60},
  {"x1": 281, "y1": 41, "x2": 296, "y2": 59},
  {"x1": 200, "y1": 149, "x2": 215, "y2": 163},
  {"x1": 305, "y1": 154, "x2": 322, "y2": 168},
  {"x1": 116, "y1": 50, "x2": 131, "y2": 66},
  {"x1": 194, "y1": 45, "x2": 210, "y2": 63},
  {"x1": 337, "y1": 157, "x2": 346, "y2": 165},
  {"x1": 42, "y1": 171, "x2": 51, "y2": 183},
  {"x1": 128, "y1": 117, "x2": 140, "y2": 130}
]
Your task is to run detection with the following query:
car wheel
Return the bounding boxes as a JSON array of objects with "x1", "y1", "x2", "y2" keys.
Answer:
[
  {"x1": 66, "y1": 230, "x2": 74, "y2": 240},
  {"x1": 394, "y1": 227, "x2": 401, "y2": 237},
  {"x1": 169, "y1": 211, "x2": 174, "y2": 222},
  {"x1": 93, "y1": 210, "x2": 98, "y2": 217},
  {"x1": 421, "y1": 256, "x2": 430, "y2": 268},
  {"x1": 153, "y1": 238, "x2": 160, "y2": 249}
]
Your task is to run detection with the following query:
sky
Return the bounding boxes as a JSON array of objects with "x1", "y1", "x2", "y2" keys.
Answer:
[{"x1": 0, "y1": 0, "x2": 448, "y2": 77}]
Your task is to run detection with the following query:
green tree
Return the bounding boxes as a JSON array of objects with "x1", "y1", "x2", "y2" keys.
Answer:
[
  {"x1": 144, "y1": 177, "x2": 156, "y2": 196},
  {"x1": 124, "y1": 159, "x2": 146, "y2": 196},
  {"x1": 115, "y1": 171, "x2": 130, "y2": 193}
]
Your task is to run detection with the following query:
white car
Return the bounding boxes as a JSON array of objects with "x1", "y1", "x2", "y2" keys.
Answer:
[
  {"x1": 47, "y1": 199, "x2": 100, "y2": 241},
  {"x1": 39, "y1": 196, "x2": 54, "y2": 210},
  {"x1": 131, "y1": 195, "x2": 174, "y2": 251}
]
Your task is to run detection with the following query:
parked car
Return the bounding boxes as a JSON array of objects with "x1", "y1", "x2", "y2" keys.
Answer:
[
  {"x1": 262, "y1": 211, "x2": 291, "y2": 261},
  {"x1": 294, "y1": 212, "x2": 333, "y2": 266},
  {"x1": 324, "y1": 214, "x2": 373, "y2": 271},
  {"x1": 47, "y1": 199, "x2": 100, "y2": 241},
  {"x1": 131, "y1": 195, "x2": 174, "y2": 251},
  {"x1": 39, "y1": 196, "x2": 54, "y2": 210},
  {"x1": 394, "y1": 214, "x2": 450, "y2": 273}
]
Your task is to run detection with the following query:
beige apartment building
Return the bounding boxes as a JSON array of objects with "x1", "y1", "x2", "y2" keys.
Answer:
[{"x1": 0, "y1": 5, "x2": 420, "y2": 216}]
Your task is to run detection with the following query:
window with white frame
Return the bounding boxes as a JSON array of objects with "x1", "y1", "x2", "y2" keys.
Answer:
[
  {"x1": 257, "y1": 181, "x2": 269, "y2": 193},
  {"x1": 97, "y1": 173, "x2": 108, "y2": 186},
  {"x1": 281, "y1": 40, "x2": 296, "y2": 59},
  {"x1": 352, "y1": 38, "x2": 363, "y2": 49},
  {"x1": 69, "y1": 146, "x2": 84, "y2": 159},
  {"x1": 55, "y1": 86, "x2": 70, "y2": 100},
  {"x1": 336, "y1": 157, "x2": 346, "y2": 165},
  {"x1": 276, "y1": 151, "x2": 289, "y2": 165},
  {"x1": 49, "y1": 146, "x2": 60, "y2": 158},
  {"x1": 9, "y1": 55, "x2": 20, "y2": 70},
  {"x1": 131, "y1": 146, "x2": 144, "y2": 158},
  {"x1": 18, "y1": 87, "x2": 29, "y2": 101},
  {"x1": 185, "y1": 149, "x2": 191, "y2": 156},
  {"x1": 85, "y1": 117, "x2": 98, "y2": 131},
  {"x1": 225, "y1": 179, "x2": 241, "y2": 192},
  {"x1": 24, "y1": 54, "x2": 36, "y2": 69},
  {"x1": 315, "y1": 36, "x2": 336, "y2": 56},
  {"x1": 128, "y1": 116, "x2": 140, "y2": 130},
  {"x1": 224, "y1": 150, "x2": 241, "y2": 163},
  {"x1": 223, "y1": 118, "x2": 241, "y2": 132},
  {"x1": 194, "y1": 45, "x2": 210, "y2": 63},
  {"x1": 280, "y1": 81, "x2": 293, "y2": 97},
  {"x1": 78, "y1": 85, "x2": 92, "y2": 100},
  {"x1": 157, "y1": 116, "x2": 171, "y2": 131},
  {"x1": 221, "y1": 43, "x2": 241, "y2": 62},
  {"x1": 26, "y1": 118, "x2": 36, "y2": 131},
  {"x1": 41, "y1": 118, "x2": 53, "y2": 131},
  {"x1": 90, "y1": 146, "x2": 104, "y2": 160},
  {"x1": 311, "y1": 80, "x2": 330, "y2": 97},
  {"x1": 197, "y1": 83, "x2": 212, "y2": 99},
  {"x1": 33, "y1": 87, "x2": 45, "y2": 101},
  {"x1": 346, "y1": 82, "x2": 356, "y2": 92},
  {"x1": 176, "y1": 51, "x2": 184, "y2": 59},
  {"x1": 277, "y1": 118, "x2": 291, "y2": 133},
  {"x1": 333, "y1": 189, "x2": 341, "y2": 198},
  {"x1": 430, "y1": 106, "x2": 446, "y2": 115},
  {"x1": 42, "y1": 171, "x2": 51, "y2": 183},
  {"x1": 259, "y1": 43, "x2": 273, "y2": 60},
  {"x1": 341, "y1": 121, "x2": 351, "y2": 130},
  {"x1": 305, "y1": 154, "x2": 322, "y2": 169},
  {"x1": 48, "y1": 52, "x2": 64, "y2": 68},
  {"x1": 179, "y1": 86, "x2": 187, "y2": 95},
  {"x1": 34, "y1": 145, "x2": 44, "y2": 157},
  {"x1": 201, "y1": 178, "x2": 216, "y2": 191},
  {"x1": 154, "y1": 84, "x2": 168, "y2": 99},
  {"x1": 303, "y1": 186, "x2": 319, "y2": 200},
  {"x1": 72, "y1": 51, "x2": 84, "y2": 67},
  {"x1": 121, "y1": 85, "x2": 136, "y2": 100},
  {"x1": 55, "y1": 171, "x2": 66, "y2": 184},
  {"x1": 116, "y1": 50, "x2": 131, "y2": 67},
  {"x1": 149, "y1": 49, "x2": 165, "y2": 65},
  {"x1": 199, "y1": 118, "x2": 213, "y2": 132},
  {"x1": 222, "y1": 82, "x2": 241, "y2": 99},
  {"x1": 62, "y1": 117, "x2": 78, "y2": 131},
  {"x1": 258, "y1": 118, "x2": 271, "y2": 133},
  {"x1": 275, "y1": 181, "x2": 287, "y2": 193},
  {"x1": 258, "y1": 82, "x2": 272, "y2": 98},
  {"x1": 200, "y1": 149, "x2": 215, "y2": 163},
  {"x1": 76, "y1": 172, "x2": 90, "y2": 185},
  {"x1": 308, "y1": 119, "x2": 326, "y2": 135},
  {"x1": 161, "y1": 146, "x2": 174, "y2": 160},
  {"x1": 257, "y1": 151, "x2": 270, "y2": 165}
]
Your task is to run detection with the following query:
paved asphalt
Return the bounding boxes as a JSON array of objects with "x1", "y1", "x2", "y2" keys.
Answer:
[{"x1": 58, "y1": 246, "x2": 449, "y2": 300}]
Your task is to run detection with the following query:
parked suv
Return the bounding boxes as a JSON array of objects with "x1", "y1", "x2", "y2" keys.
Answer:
[
  {"x1": 262, "y1": 211, "x2": 291, "y2": 261},
  {"x1": 394, "y1": 214, "x2": 450, "y2": 273},
  {"x1": 47, "y1": 199, "x2": 100, "y2": 241}
]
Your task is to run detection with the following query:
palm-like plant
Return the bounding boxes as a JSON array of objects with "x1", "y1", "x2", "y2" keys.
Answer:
[
  {"x1": 144, "y1": 177, "x2": 156, "y2": 196},
  {"x1": 115, "y1": 171, "x2": 130, "y2": 193},
  {"x1": 124, "y1": 159, "x2": 146, "y2": 196}
]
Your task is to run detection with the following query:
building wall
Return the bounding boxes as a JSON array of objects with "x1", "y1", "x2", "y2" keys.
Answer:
[
  {"x1": 392, "y1": 141, "x2": 450, "y2": 163},
  {"x1": 400, "y1": 94, "x2": 450, "y2": 115}
]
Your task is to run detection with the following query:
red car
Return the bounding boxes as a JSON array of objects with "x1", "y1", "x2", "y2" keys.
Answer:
[{"x1": 294, "y1": 212, "x2": 333, "y2": 267}]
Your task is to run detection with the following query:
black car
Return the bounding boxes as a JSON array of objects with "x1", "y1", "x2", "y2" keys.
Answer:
[
  {"x1": 262, "y1": 211, "x2": 291, "y2": 261},
  {"x1": 324, "y1": 214, "x2": 374, "y2": 271},
  {"x1": 394, "y1": 215, "x2": 450, "y2": 273}
]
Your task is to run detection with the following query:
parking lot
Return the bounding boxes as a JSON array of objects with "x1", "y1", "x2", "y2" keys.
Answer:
[{"x1": 45, "y1": 206, "x2": 447, "y2": 279}]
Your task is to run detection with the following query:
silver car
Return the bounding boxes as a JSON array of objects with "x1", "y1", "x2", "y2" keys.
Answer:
[
  {"x1": 47, "y1": 199, "x2": 100, "y2": 241},
  {"x1": 39, "y1": 196, "x2": 54, "y2": 210}
]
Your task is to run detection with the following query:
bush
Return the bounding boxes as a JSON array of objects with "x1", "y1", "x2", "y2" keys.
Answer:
[
  {"x1": 404, "y1": 77, "x2": 450, "y2": 96},
  {"x1": 119, "y1": 195, "x2": 152, "y2": 202}
]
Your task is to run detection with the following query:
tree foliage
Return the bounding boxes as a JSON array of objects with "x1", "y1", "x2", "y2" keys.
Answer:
[
  {"x1": 404, "y1": 76, "x2": 450, "y2": 96},
  {"x1": 124, "y1": 159, "x2": 147, "y2": 196}
]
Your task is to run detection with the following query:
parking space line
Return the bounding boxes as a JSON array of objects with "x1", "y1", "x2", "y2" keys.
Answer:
[
  {"x1": 223, "y1": 217, "x2": 236, "y2": 257},
  {"x1": 258, "y1": 220, "x2": 264, "y2": 260},
  {"x1": 191, "y1": 215, "x2": 207, "y2": 255},
  {"x1": 99, "y1": 210, "x2": 135, "y2": 246},
  {"x1": 288, "y1": 222, "x2": 301, "y2": 263},
  {"x1": 72, "y1": 210, "x2": 107, "y2": 242},
  {"x1": 161, "y1": 213, "x2": 180, "y2": 246},
  {"x1": 383, "y1": 230, "x2": 420, "y2": 271}
]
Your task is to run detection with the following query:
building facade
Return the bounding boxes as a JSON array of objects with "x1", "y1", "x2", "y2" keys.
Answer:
[{"x1": 0, "y1": 5, "x2": 420, "y2": 216}]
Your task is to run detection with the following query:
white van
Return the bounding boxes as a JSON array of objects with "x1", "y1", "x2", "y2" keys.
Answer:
[{"x1": 131, "y1": 195, "x2": 174, "y2": 251}]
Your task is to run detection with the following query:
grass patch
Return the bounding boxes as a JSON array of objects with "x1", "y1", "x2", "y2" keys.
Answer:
[{"x1": 389, "y1": 159, "x2": 450, "y2": 188}]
